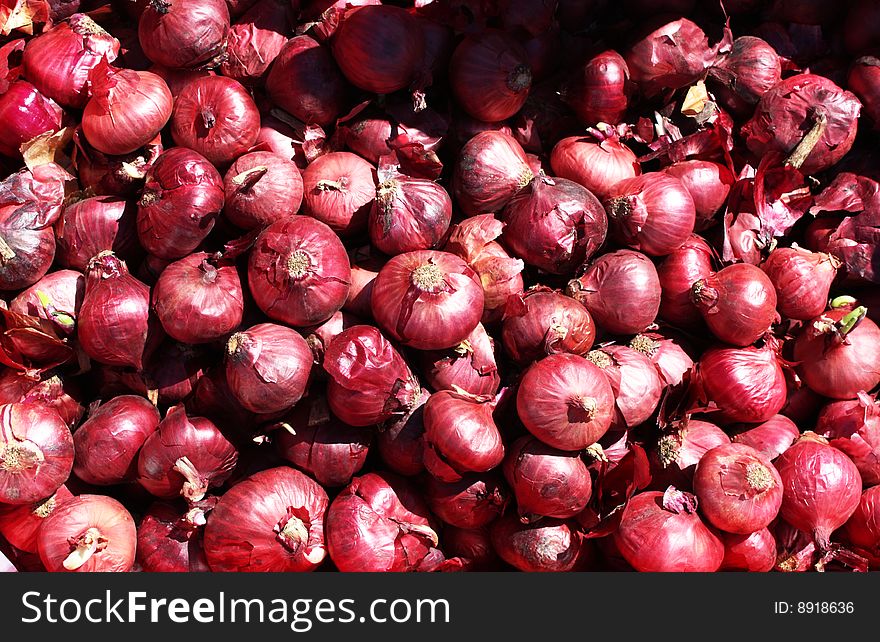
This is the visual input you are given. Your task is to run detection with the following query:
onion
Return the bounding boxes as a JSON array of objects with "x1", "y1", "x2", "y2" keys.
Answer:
[
  {"x1": 371, "y1": 250, "x2": 483, "y2": 351},
  {"x1": 450, "y1": 30, "x2": 531, "y2": 122},
  {"x1": 223, "y1": 151, "x2": 303, "y2": 230},
  {"x1": 720, "y1": 528, "x2": 777, "y2": 572},
  {"x1": 369, "y1": 167, "x2": 452, "y2": 256},
  {"x1": 305, "y1": 309, "x2": 361, "y2": 364},
  {"x1": 490, "y1": 513, "x2": 588, "y2": 572},
  {"x1": 614, "y1": 487, "x2": 724, "y2": 572},
  {"x1": 82, "y1": 59, "x2": 172, "y2": 156},
  {"x1": 138, "y1": 0, "x2": 231, "y2": 70},
  {"x1": 562, "y1": 50, "x2": 630, "y2": 126},
  {"x1": 709, "y1": 36, "x2": 781, "y2": 115},
  {"x1": 137, "y1": 404, "x2": 238, "y2": 501},
  {"x1": 152, "y1": 252, "x2": 244, "y2": 344},
  {"x1": 22, "y1": 14, "x2": 120, "y2": 108},
  {"x1": 72, "y1": 395, "x2": 160, "y2": 486},
  {"x1": 377, "y1": 389, "x2": 428, "y2": 476},
  {"x1": 654, "y1": 420, "x2": 731, "y2": 487},
  {"x1": 804, "y1": 216, "x2": 840, "y2": 253},
  {"x1": 566, "y1": 249, "x2": 661, "y2": 336},
  {"x1": 137, "y1": 500, "x2": 211, "y2": 572},
  {"x1": 149, "y1": 65, "x2": 216, "y2": 97},
  {"x1": 730, "y1": 415, "x2": 799, "y2": 462},
  {"x1": 0, "y1": 373, "x2": 83, "y2": 429},
  {"x1": 78, "y1": 252, "x2": 155, "y2": 370},
  {"x1": 247, "y1": 216, "x2": 351, "y2": 327},
  {"x1": 10, "y1": 269, "x2": 84, "y2": 332},
  {"x1": 274, "y1": 395, "x2": 370, "y2": 487},
  {"x1": 793, "y1": 304, "x2": 880, "y2": 400},
  {"x1": 343, "y1": 252, "x2": 383, "y2": 318},
  {"x1": 170, "y1": 76, "x2": 260, "y2": 166},
  {"x1": 843, "y1": 486, "x2": 880, "y2": 562},
  {"x1": 693, "y1": 443, "x2": 783, "y2": 534},
  {"x1": 662, "y1": 161, "x2": 735, "y2": 230},
  {"x1": 301, "y1": 152, "x2": 376, "y2": 237},
  {"x1": 220, "y1": 0, "x2": 290, "y2": 85},
  {"x1": 657, "y1": 235, "x2": 713, "y2": 329},
  {"x1": 504, "y1": 435, "x2": 592, "y2": 521},
  {"x1": 0, "y1": 208, "x2": 57, "y2": 293},
  {"x1": 628, "y1": 332, "x2": 695, "y2": 388},
  {"x1": 225, "y1": 323, "x2": 312, "y2": 415},
  {"x1": 55, "y1": 196, "x2": 138, "y2": 272},
  {"x1": 761, "y1": 246, "x2": 838, "y2": 321},
  {"x1": 742, "y1": 74, "x2": 861, "y2": 175},
  {"x1": 323, "y1": 325, "x2": 420, "y2": 427},
  {"x1": 37, "y1": 495, "x2": 136, "y2": 572},
  {"x1": 326, "y1": 471, "x2": 440, "y2": 572},
  {"x1": 848, "y1": 58, "x2": 880, "y2": 131},
  {"x1": 330, "y1": 5, "x2": 424, "y2": 95},
  {"x1": 204, "y1": 466, "x2": 328, "y2": 571},
  {"x1": 517, "y1": 353, "x2": 615, "y2": 451},
  {"x1": 775, "y1": 433, "x2": 862, "y2": 550},
  {"x1": 255, "y1": 112, "x2": 326, "y2": 169},
  {"x1": 604, "y1": 173, "x2": 696, "y2": 257},
  {"x1": 423, "y1": 472, "x2": 507, "y2": 529},
  {"x1": 418, "y1": 323, "x2": 500, "y2": 397},
  {"x1": 137, "y1": 147, "x2": 224, "y2": 260},
  {"x1": 501, "y1": 175, "x2": 607, "y2": 275},
  {"x1": 0, "y1": 485, "x2": 72, "y2": 553},
  {"x1": 550, "y1": 131, "x2": 640, "y2": 200},
  {"x1": 692, "y1": 263, "x2": 777, "y2": 347},
  {"x1": 453, "y1": 131, "x2": 533, "y2": 217},
  {"x1": 816, "y1": 393, "x2": 880, "y2": 486},
  {"x1": 0, "y1": 81, "x2": 63, "y2": 159},
  {"x1": 266, "y1": 35, "x2": 347, "y2": 127},
  {"x1": 587, "y1": 345, "x2": 664, "y2": 430},
  {"x1": 72, "y1": 130, "x2": 163, "y2": 197}
]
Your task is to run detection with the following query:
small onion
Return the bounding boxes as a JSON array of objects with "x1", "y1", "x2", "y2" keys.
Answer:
[
  {"x1": 562, "y1": 50, "x2": 630, "y2": 126},
  {"x1": 0, "y1": 81, "x2": 63, "y2": 158},
  {"x1": 301, "y1": 152, "x2": 376, "y2": 237},
  {"x1": 550, "y1": 132, "x2": 640, "y2": 200},
  {"x1": 816, "y1": 393, "x2": 880, "y2": 486},
  {"x1": 662, "y1": 161, "x2": 735, "y2": 230},
  {"x1": 490, "y1": 513, "x2": 588, "y2": 572},
  {"x1": 377, "y1": 389, "x2": 428, "y2": 476},
  {"x1": 0, "y1": 485, "x2": 72, "y2": 553},
  {"x1": 220, "y1": 0, "x2": 290, "y2": 85},
  {"x1": 587, "y1": 345, "x2": 664, "y2": 430},
  {"x1": 423, "y1": 472, "x2": 507, "y2": 529},
  {"x1": 138, "y1": 0, "x2": 231, "y2": 70},
  {"x1": 55, "y1": 197, "x2": 139, "y2": 272},
  {"x1": 761, "y1": 246, "x2": 839, "y2": 321},
  {"x1": 720, "y1": 528, "x2": 777, "y2": 572},
  {"x1": 223, "y1": 151, "x2": 304, "y2": 230},
  {"x1": 708, "y1": 36, "x2": 782, "y2": 116},
  {"x1": 657, "y1": 235, "x2": 714, "y2": 329},
  {"x1": 453, "y1": 131, "x2": 533, "y2": 217},
  {"x1": 418, "y1": 323, "x2": 501, "y2": 397}
]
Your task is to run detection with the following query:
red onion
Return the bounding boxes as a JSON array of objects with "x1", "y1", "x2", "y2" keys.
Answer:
[
  {"x1": 450, "y1": 30, "x2": 531, "y2": 122},
  {"x1": 418, "y1": 323, "x2": 500, "y2": 397},
  {"x1": 150, "y1": 65, "x2": 215, "y2": 97},
  {"x1": 10, "y1": 269, "x2": 84, "y2": 332},
  {"x1": 138, "y1": 404, "x2": 238, "y2": 501},
  {"x1": 423, "y1": 472, "x2": 507, "y2": 529},
  {"x1": 0, "y1": 212, "x2": 57, "y2": 292},
  {"x1": 301, "y1": 152, "x2": 375, "y2": 237},
  {"x1": 369, "y1": 167, "x2": 452, "y2": 256},
  {"x1": 304, "y1": 0, "x2": 381, "y2": 42},
  {"x1": 266, "y1": 35, "x2": 347, "y2": 127},
  {"x1": 504, "y1": 435, "x2": 592, "y2": 521},
  {"x1": 742, "y1": 74, "x2": 861, "y2": 175},
  {"x1": 587, "y1": 345, "x2": 664, "y2": 430},
  {"x1": 78, "y1": 252, "x2": 155, "y2": 370},
  {"x1": 566, "y1": 249, "x2": 661, "y2": 336},
  {"x1": 453, "y1": 131, "x2": 533, "y2": 217},
  {"x1": 0, "y1": 485, "x2": 72, "y2": 553},
  {"x1": 816, "y1": 393, "x2": 880, "y2": 486},
  {"x1": 501, "y1": 288, "x2": 595, "y2": 364},
  {"x1": 662, "y1": 161, "x2": 734, "y2": 230},
  {"x1": 171, "y1": 76, "x2": 260, "y2": 166},
  {"x1": 323, "y1": 325, "x2": 420, "y2": 427},
  {"x1": 72, "y1": 130, "x2": 163, "y2": 197},
  {"x1": 804, "y1": 216, "x2": 840, "y2": 254},
  {"x1": 223, "y1": 151, "x2": 303, "y2": 230},
  {"x1": 775, "y1": 433, "x2": 862, "y2": 550},
  {"x1": 654, "y1": 420, "x2": 731, "y2": 487},
  {"x1": 56, "y1": 196, "x2": 138, "y2": 272},
  {"x1": 761, "y1": 246, "x2": 838, "y2": 321},
  {"x1": 848, "y1": 58, "x2": 880, "y2": 131},
  {"x1": 274, "y1": 396, "x2": 370, "y2": 487},
  {"x1": 0, "y1": 373, "x2": 83, "y2": 428},
  {"x1": 225, "y1": 323, "x2": 312, "y2": 415},
  {"x1": 720, "y1": 528, "x2": 777, "y2": 572},
  {"x1": 614, "y1": 487, "x2": 724, "y2": 572},
  {"x1": 550, "y1": 131, "x2": 640, "y2": 200},
  {"x1": 138, "y1": 0, "x2": 231, "y2": 70},
  {"x1": 247, "y1": 216, "x2": 351, "y2": 327},
  {"x1": 331, "y1": 5, "x2": 424, "y2": 95},
  {"x1": 106, "y1": 341, "x2": 208, "y2": 406},
  {"x1": 708, "y1": 36, "x2": 781, "y2": 116},
  {"x1": 490, "y1": 514, "x2": 588, "y2": 572},
  {"x1": 843, "y1": 486, "x2": 880, "y2": 562},
  {"x1": 187, "y1": 367, "x2": 268, "y2": 437},
  {"x1": 204, "y1": 466, "x2": 328, "y2": 571},
  {"x1": 657, "y1": 235, "x2": 713, "y2": 329},
  {"x1": 562, "y1": 50, "x2": 630, "y2": 126},
  {"x1": 502, "y1": 175, "x2": 607, "y2": 275},
  {"x1": 82, "y1": 60, "x2": 172, "y2": 156},
  {"x1": 137, "y1": 500, "x2": 211, "y2": 572},
  {"x1": 220, "y1": 0, "x2": 290, "y2": 84},
  {"x1": 517, "y1": 353, "x2": 615, "y2": 451},
  {"x1": 628, "y1": 332, "x2": 695, "y2": 388},
  {"x1": 604, "y1": 173, "x2": 696, "y2": 257},
  {"x1": 371, "y1": 250, "x2": 483, "y2": 351},
  {"x1": 73, "y1": 395, "x2": 160, "y2": 486},
  {"x1": 0, "y1": 81, "x2": 63, "y2": 159},
  {"x1": 691, "y1": 263, "x2": 777, "y2": 347},
  {"x1": 697, "y1": 343, "x2": 788, "y2": 423},
  {"x1": 305, "y1": 309, "x2": 361, "y2": 364},
  {"x1": 37, "y1": 495, "x2": 136, "y2": 572},
  {"x1": 22, "y1": 14, "x2": 120, "y2": 108},
  {"x1": 793, "y1": 304, "x2": 880, "y2": 400},
  {"x1": 693, "y1": 443, "x2": 783, "y2": 534},
  {"x1": 730, "y1": 415, "x2": 799, "y2": 462},
  {"x1": 377, "y1": 389, "x2": 428, "y2": 476},
  {"x1": 326, "y1": 471, "x2": 440, "y2": 572},
  {"x1": 255, "y1": 113, "x2": 326, "y2": 169}
]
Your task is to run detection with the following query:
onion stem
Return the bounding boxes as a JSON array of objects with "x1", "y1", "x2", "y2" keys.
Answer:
[
  {"x1": 0, "y1": 236, "x2": 15, "y2": 264},
  {"x1": 784, "y1": 110, "x2": 828, "y2": 169},
  {"x1": 62, "y1": 528, "x2": 108, "y2": 571}
]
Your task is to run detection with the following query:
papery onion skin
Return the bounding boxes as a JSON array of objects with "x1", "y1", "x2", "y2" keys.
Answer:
[
  {"x1": 223, "y1": 151, "x2": 304, "y2": 230},
  {"x1": 55, "y1": 197, "x2": 138, "y2": 272},
  {"x1": 73, "y1": 395, "x2": 160, "y2": 486},
  {"x1": 453, "y1": 131, "x2": 533, "y2": 217},
  {"x1": 662, "y1": 161, "x2": 734, "y2": 230},
  {"x1": 567, "y1": 249, "x2": 661, "y2": 336},
  {"x1": 562, "y1": 50, "x2": 630, "y2": 126},
  {"x1": 377, "y1": 389, "x2": 428, "y2": 476},
  {"x1": 0, "y1": 81, "x2": 63, "y2": 159},
  {"x1": 587, "y1": 345, "x2": 664, "y2": 430},
  {"x1": 37, "y1": 495, "x2": 136, "y2": 573},
  {"x1": 248, "y1": 216, "x2": 351, "y2": 327},
  {"x1": 423, "y1": 472, "x2": 507, "y2": 529},
  {"x1": 761, "y1": 247, "x2": 838, "y2": 321},
  {"x1": 301, "y1": 152, "x2": 376, "y2": 237},
  {"x1": 371, "y1": 250, "x2": 484, "y2": 351},
  {"x1": 419, "y1": 323, "x2": 500, "y2": 397},
  {"x1": 0, "y1": 485, "x2": 72, "y2": 553},
  {"x1": 720, "y1": 528, "x2": 777, "y2": 572},
  {"x1": 204, "y1": 466, "x2": 329, "y2": 572},
  {"x1": 10, "y1": 269, "x2": 84, "y2": 329},
  {"x1": 730, "y1": 414, "x2": 799, "y2": 462},
  {"x1": 138, "y1": 0, "x2": 231, "y2": 70},
  {"x1": 490, "y1": 513, "x2": 588, "y2": 572},
  {"x1": 816, "y1": 395, "x2": 880, "y2": 486},
  {"x1": 517, "y1": 353, "x2": 615, "y2": 451},
  {"x1": 220, "y1": 0, "x2": 290, "y2": 85},
  {"x1": 0, "y1": 404, "x2": 73, "y2": 505},
  {"x1": 657, "y1": 235, "x2": 715, "y2": 329},
  {"x1": 72, "y1": 131, "x2": 163, "y2": 198},
  {"x1": 0, "y1": 373, "x2": 84, "y2": 429},
  {"x1": 654, "y1": 420, "x2": 731, "y2": 487},
  {"x1": 137, "y1": 501, "x2": 211, "y2": 572},
  {"x1": 629, "y1": 332, "x2": 695, "y2": 388},
  {"x1": 550, "y1": 134, "x2": 640, "y2": 200}
]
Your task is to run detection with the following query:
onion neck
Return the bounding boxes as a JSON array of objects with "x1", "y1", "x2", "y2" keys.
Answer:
[
  {"x1": 567, "y1": 396, "x2": 597, "y2": 421},
  {"x1": 784, "y1": 109, "x2": 828, "y2": 170},
  {"x1": 507, "y1": 64, "x2": 532, "y2": 92},
  {"x1": 0, "y1": 235, "x2": 15, "y2": 265},
  {"x1": 275, "y1": 509, "x2": 325, "y2": 565},
  {"x1": 690, "y1": 278, "x2": 717, "y2": 310},
  {"x1": 232, "y1": 166, "x2": 269, "y2": 192},
  {"x1": 173, "y1": 456, "x2": 209, "y2": 503},
  {"x1": 226, "y1": 331, "x2": 258, "y2": 363},
  {"x1": 392, "y1": 519, "x2": 439, "y2": 547},
  {"x1": 200, "y1": 108, "x2": 216, "y2": 131},
  {"x1": 662, "y1": 486, "x2": 698, "y2": 514},
  {"x1": 316, "y1": 177, "x2": 348, "y2": 192},
  {"x1": 200, "y1": 260, "x2": 219, "y2": 284},
  {"x1": 63, "y1": 528, "x2": 109, "y2": 571}
]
